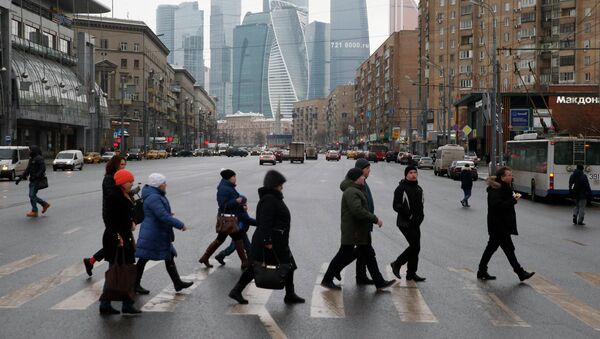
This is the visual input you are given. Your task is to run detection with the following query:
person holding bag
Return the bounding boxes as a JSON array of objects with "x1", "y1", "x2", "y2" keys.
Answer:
[
  {"x1": 198, "y1": 169, "x2": 254, "y2": 269},
  {"x1": 15, "y1": 145, "x2": 50, "y2": 218},
  {"x1": 99, "y1": 169, "x2": 141, "y2": 315},
  {"x1": 134, "y1": 173, "x2": 193, "y2": 294},
  {"x1": 229, "y1": 170, "x2": 305, "y2": 305}
]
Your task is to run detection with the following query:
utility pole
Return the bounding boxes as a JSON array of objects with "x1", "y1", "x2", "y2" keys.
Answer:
[
  {"x1": 120, "y1": 74, "x2": 126, "y2": 154},
  {"x1": 408, "y1": 98, "x2": 412, "y2": 153},
  {"x1": 447, "y1": 71, "x2": 453, "y2": 144}
]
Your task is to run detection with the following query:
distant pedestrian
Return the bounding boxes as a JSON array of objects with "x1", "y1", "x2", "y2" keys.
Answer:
[
  {"x1": 229, "y1": 170, "x2": 305, "y2": 304},
  {"x1": 477, "y1": 167, "x2": 534, "y2": 282},
  {"x1": 353, "y1": 158, "x2": 376, "y2": 285},
  {"x1": 99, "y1": 169, "x2": 141, "y2": 315},
  {"x1": 460, "y1": 163, "x2": 474, "y2": 207},
  {"x1": 569, "y1": 164, "x2": 592, "y2": 226},
  {"x1": 214, "y1": 170, "x2": 258, "y2": 268},
  {"x1": 320, "y1": 168, "x2": 395, "y2": 290},
  {"x1": 15, "y1": 145, "x2": 50, "y2": 218},
  {"x1": 135, "y1": 173, "x2": 193, "y2": 294},
  {"x1": 198, "y1": 169, "x2": 251, "y2": 269},
  {"x1": 390, "y1": 165, "x2": 426, "y2": 282},
  {"x1": 83, "y1": 156, "x2": 126, "y2": 276}
]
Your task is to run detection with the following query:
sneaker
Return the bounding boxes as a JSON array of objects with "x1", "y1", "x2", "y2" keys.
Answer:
[
  {"x1": 375, "y1": 279, "x2": 396, "y2": 290},
  {"x1": 476, "y1": 271, "x2": 496, "y2": 281},
  {"x1": 320, "y1": 280, "x2": 342, "y2": 290},
  {"x1": 83, "y1": 258, "x2": 94, "y2": 276},
  {"x1": 390, "y1": 262, "x2": 401, "y2": 279}
]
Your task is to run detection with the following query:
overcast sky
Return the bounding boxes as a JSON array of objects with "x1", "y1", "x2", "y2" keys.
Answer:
[{"x1": 95, "y1": 0, "x2": 395, "y2": 65}]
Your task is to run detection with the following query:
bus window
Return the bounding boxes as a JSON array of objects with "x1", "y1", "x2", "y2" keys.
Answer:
[
  {"x1": 553, "y1": 141, "x2": 573, "y2": 165},
  {"x1": 585, "y1": 143, "x2": 600, "y2": 165},
  {"x1": 508, "y1": 142, "x2": 547, "y2": 173}
]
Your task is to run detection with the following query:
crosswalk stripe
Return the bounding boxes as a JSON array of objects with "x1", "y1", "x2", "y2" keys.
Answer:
[
  {"x1": 0, "y1": 262, "x2": 85, "y2": 308},
  {"x1": 50, "y1": 261, "x2": 160, "y2": 310},
  {"x1": 575, "y1": 272, "x2": 600, "y2": 289},
  {"x1": 448, "y1": 267, "x2": 530, "y2": 327},
  {"x1": 142, "y1": 266, "x2": 216, "y2": 312},
  {"x1": 0, "y1": 255, "x2": 56, "y2": 277},
  {"x1": 310, "y1": 263, "x2": 345, "y2": 318},
  {"x1": 228, "y1": 283, "x2": 286, "y2": 339},
  {"x1": 386, "y1": 266, "x2": 437, "y2": 323},
  {"x1": 527, "y1": 273, "x2": 600, "y2": 331}
]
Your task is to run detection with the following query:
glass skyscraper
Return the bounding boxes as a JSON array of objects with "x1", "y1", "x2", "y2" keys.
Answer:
[
  {"x1": 306, "y1": 21, "x2": 330, "y2": 99},
  {"x1": 232, "y1": 12, "x2": 273, "y2": 117},
  {"x1": 156, "y1": 5, "x2": 177, "y2": 64},
  {"x1": 210, "y1": 0, "x2": 241, "y2": 118},
  {"x1": 330, "y1": 0, "x2": 370, "y2": 88}
]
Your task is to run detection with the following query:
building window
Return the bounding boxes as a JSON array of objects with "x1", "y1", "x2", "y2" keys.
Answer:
[
  {"x1": 479, "y1": 51, "x2": 485, "y2": 60},
  {"x1": 504, "y1": 32, "x2": 510, "y2": 42},
  {"x1": 522, "y1": 0, "x2": 536, "y2": 7},
  {"x1": 120, "y1": 42, "x2": 128, "y2": 51},
  {"x1": 450, "y1": 0, "x2": 455, "y2": 5},
  {"x1": 100, "y1": 39, "x2": 108, "y2": 49},
  {"x1": 450, "y1": 10, "x2": 456, "y2": 19},
  {"x1": 585, "y1": 73, "x2": 591, "y2": 81},
  {"x1": 459, "y1": 79, "x2": 472, "y2": 88},
  {"x1": 583, "y1": 40, "x2": 591, "y2": 49},
  {"x1": 24, "y1": 25, "x2": 39, "y2": 42},
  {"x1": 121, "y1": 58, "x2": 128, "y2": 68},
  {"x1": 59, "y1": 38, "x2": 69, "y2": 54},
  {"x1": 439, "y1": 55, "x2": 444, "y2": 63},
  {"x1": 479, "y1": 36, "x2": 485, "y2": 46},
  {"x1": 584, "y1": 56, "x2": 591, "y2": 66},
  {"x1": 451, "y1": 25, "x2": 456, "y2": 34},
  {"x1": 450, "y1": 40, "x2": 456, "y2": 48},
  {"x1": 449, "y1": 54, "x2": 455, "y2": 62},
  {"x1": 480, "y1": 65, "x2": 486, "y2": 75},
  {"x1": 459, "y1": 50, "x2": 472, "y2": 59},
  {"x1": 133, "y1": 43, "x2": 140, "y2": 52},
  {"x1": 11, "y1": 19, "x2": 22, "y2": 37},
  {"x1": 559, "y1": 72, "x2": 574, "y2": 82},
  {"x1": 42, "y1": 31, "x2": 55, "y2": 49},
  {"x1": 440, "y1": 27, "x2": 444, "y2": 35},
  {"x1": 440, "y1": 41, "x2": 444, "y2": 49},
  {"x1": 559, "y1": 55, "x2": 575, "y2": 66},
  {"x1": 440, "y1": 0, "x2": 444, "y2": 7},
  {"x1": 134, "y1": 59, "x2": 140, "y2": 69},
  {"x1": 134, "y1": 76, "x2": 140, "y2": 85},
  {"x1": 460, "y1": 20, "x2": 472, "y2": 30},
  {"x1": 521, "y1": 12, "x2": 536, "y2": 23},
  {"x1": 505, "y1": 17, "x2": 510, "y2": 27},
  {"x1": 584, "y1": 23, "x2": 591, "y2": 33},
  {"x1": 505, "y1": 3, "x2": 510, "y2": 11}
]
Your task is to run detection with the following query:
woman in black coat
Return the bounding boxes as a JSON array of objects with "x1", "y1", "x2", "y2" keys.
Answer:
[
  {"x1": 99, "y1": 169, "x2": 141, "y2": 315},
  {"x1": 228, "y1": 170, "x2": 304, "y2": 305}
]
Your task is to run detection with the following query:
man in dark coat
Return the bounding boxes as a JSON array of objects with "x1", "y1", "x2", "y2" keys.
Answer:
[
  {"x1": 477, "y1": 167, "x2": 534, "y2": 282},
  {"x1": 460, "y1": 163, "x2": 474, "y2": 207},
  {"x1": 390, "y1": 165, "x2": 426, "y2": 282},
  {"x1": 569, "y1": 164, "x2": 592, "y2": 226},
  {"x1": 353, "y1": 158, "x2": 376, "y2": 284},
  {"x1": 229, "y1": 170, "x2": 305, "y2": 305},
  {"x1": 16, "y1": 145, "x2": 50, "y2": 217},
  {"x1": 320, "y1": 168, "x2": 395, "y2": 290}
]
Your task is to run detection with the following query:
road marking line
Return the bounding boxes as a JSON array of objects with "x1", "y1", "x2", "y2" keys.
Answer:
[
  {"x1": 142, "y1": 266, "x2": 216, "y2": 312},
  {"x1": 310, "y1": 263, "x2": 345, "y2": 318},
  {"x1": 576, "y1": 272, "x2": 600, "y2": 289},
  {"x1": 448, "y1": 267, "x2": 529, "y2": 327},
  {"x1": 527, "y1": 273, "x2": 600, "y2": 330},
  {"x1": 228, "y1": 283, "x2": 286, "y2": 339},
  {"x1": 0, "y1": 254, "x2": 56, "y2": 277},
  {"x1": 63, "y1": 227, "x2": 82, "y2": 235},
  {"x1": 0, "y1": 262, "x2": 85, "y2": 308},
  {"x1": 50, "y1": 261, "x2": 159, "y2": 310},
  {"x1": 386, "y1": 266, "x2": 437, "y2": 323}
]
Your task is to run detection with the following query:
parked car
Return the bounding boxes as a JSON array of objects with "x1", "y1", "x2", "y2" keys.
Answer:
[
  {"x1": 464, "y1": 151, "x2": 480, "y2": 163},
  {"x1": 145, "y1": 150, "x2": 159, "y2": 159},
  {"x1": 411, "y1": 155, "x2": 422, "y2": 165},
  {"x1": 157, "y1": 150, "x2": 168, "y2": 159},
  {"x1": 225, "y1": 148, "x2": 249, "y2": 157},
  {"x1": 250, "y1": 149, "x2": 261, "y2": 156},
  {"x1": 366, "y1": 151, "x2": 378, "y2": 162},
  {"x1": 126, "y1": 148, "x2": 143, "y2": 161},
  {"x1": 259, "y1": 151, "x2": 277, "y2": 165},
  {"x1": 53, "y1": 150, "x2": 84, "y2": 171},
  {"x1": 340, "y1": 150, "x2": 347, "y2": 156},
  {"x1": 346, "y1": 150, "x2": 356, "y2": 159},
  {"x1": 385, "y1": 151, "x2": 398, "y2": 163},
  {"x1": 281, "y1": 149, "x2": 290, "y2": 161},
  {"x1": 195, "y1": 149, "x2": 212, "y2": 157},
  {"x1": 101, "y1": 152, "x2": 116, "y2": 162},
  {"x1": 397, "y1": 152, "x2": 413, "y2": 164},
  {"x1": 417, "y1": 157, "x2": 434, "y2": 169},
  {"x1": 0, "y1": 146, "x2": 29, "y2": 181},
  {"x1": 177, "y1": 150, "x2": 194, "y2": 157},
  {"x1": 326, "y1": 150, "x2": 340, "y2": 161},
  {"x1": 448, "y1": 160, "x2": 477, "y2": 180},
  {"x1": 84, "y1": 152, "x2": 102, "y2": 164}
]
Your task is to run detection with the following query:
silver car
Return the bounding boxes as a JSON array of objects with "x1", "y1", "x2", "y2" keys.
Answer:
[{"x1": 418, "y1": 156, "x2": 434, "y2": 169}]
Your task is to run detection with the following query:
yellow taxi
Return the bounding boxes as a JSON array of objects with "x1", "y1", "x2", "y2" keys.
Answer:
[
  {"x1": 84, "y1": 152, "x2": 102, "y2": 164},
  {"x1": 157, "y1": 150, "x2": 168, "y2": 159},
  {"x1": 145, "y1": 150, "x2": 159, "y2": 159},
  {"x1": 346, "y1": 150, "x2": 357, "y2": 159}
]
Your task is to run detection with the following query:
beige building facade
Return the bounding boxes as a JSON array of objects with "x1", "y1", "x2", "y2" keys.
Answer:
[
  {"x1": 292, "y1": 98, "x2": 330, "y2": 146},
  {"x1": 217, "y1": 113, "x2": 292, "y2": 146},
  {"x1": 327, "y1": 85, "x2": 355, "y2": 145}
]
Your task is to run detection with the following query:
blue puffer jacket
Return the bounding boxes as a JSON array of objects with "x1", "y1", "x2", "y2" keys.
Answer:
[{"x1": 136, "y1": 185, "x2": 185, "y2": 261}]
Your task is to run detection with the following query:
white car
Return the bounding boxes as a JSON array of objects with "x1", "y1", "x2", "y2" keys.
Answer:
[
  {"x1": 101, "y1": 152, "x2": 116, "y2": 162},
  {"x1": 259, "y1": 151, "x2": 276, "y2": 165},
  {"x1": 53, "y1": 150, "x2": 84, "y2": 171},
  {"x1": 418, "y1": 157, "x2": 434, "y2": 169},
  {"x1": 326, "y1": 150, "x2": 340, "y2": 161}
]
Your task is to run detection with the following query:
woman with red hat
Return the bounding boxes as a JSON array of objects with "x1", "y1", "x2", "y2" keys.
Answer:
[{"x1": 99, "y1": 169, "x2": 142, "y2": 315}]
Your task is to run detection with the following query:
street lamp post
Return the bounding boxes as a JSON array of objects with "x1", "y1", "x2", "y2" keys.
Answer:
[{"x1": 120, "y1": 74, "x2": 127, "y2": 154}]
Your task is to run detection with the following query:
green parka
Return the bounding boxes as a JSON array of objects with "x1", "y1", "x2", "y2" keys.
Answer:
[{"x1": 340, "y1": 179, "x2": 379, "y2": 245}]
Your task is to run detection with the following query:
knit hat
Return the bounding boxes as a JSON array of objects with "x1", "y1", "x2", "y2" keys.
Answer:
[
  {"x1": 346, "y1": 168, "x2": 364, "y2": 182},
  {"x1": 263, "y1": 170, "x2": 286, "y2": 189},
  {"x1": 114, "y1": 169, "x2": 135, "y2": 186},
  {"x1": 220, "y1": 169, "x2": 236, "y2": 180},
  {"x1": 576, "y1": 164, "x2": 584, "y2": 171},
  {"x1": 404, "y1": 165, "x2": 418, "y2": 177},
  {"x1": 355, "y1": 158, "x2": 371, "y2": 170},
  {"x1": 148, "y1": 173, "x2": 166, "y2": 188}
]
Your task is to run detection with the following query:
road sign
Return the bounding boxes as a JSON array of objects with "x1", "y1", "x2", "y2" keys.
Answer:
[
  {"x1": 510, "y1": 109, "x2": 530, "y2": 130},
  {"x1": 462, "y1": 125, "x2": 473, "y2": 136},
  {"x1": 392, "y1": 127, "x2": 401, "y2": 139},
  {"x1": 5, "y1": 135, "x2": 11, "y2": 143}
]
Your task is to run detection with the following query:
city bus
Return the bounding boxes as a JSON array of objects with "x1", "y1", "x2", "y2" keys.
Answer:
[
  {"x1": 367, "y1": 144, "x2": 388, "y2": 162},
  {"x1": 506, "y1": 133, "x2": 600, "y2": 200}
]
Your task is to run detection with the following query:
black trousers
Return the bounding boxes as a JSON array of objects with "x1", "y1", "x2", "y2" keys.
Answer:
[
  {"x1": 355, "y1": 234, "x2": 371, "y2": 279},
  {"x1": 478, "y1": 234, "x2": 522, "y2": 273},
  {"x1": 92, "y1": 248, "x2": 105, "y2": 262},
  {"x1": 216, "y1": 231, "x2": 242, "y2": 243},
  {"x1": 136, "y1": 256, "x2": 181, "y2": 285},
  {"x1": 323, "y1": 244, "x2": 385, "y2": 285},
  {"x1": 393, "y1": 227, "x2": 421, "y2": 275},
  {"x1": 235, "y1": 265, "x2": 296, "y2": 294}
]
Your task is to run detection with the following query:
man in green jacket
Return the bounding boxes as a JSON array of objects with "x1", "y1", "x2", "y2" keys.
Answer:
[{"x1": 321, "y1": 168, "x2": 395, "y2": 290}]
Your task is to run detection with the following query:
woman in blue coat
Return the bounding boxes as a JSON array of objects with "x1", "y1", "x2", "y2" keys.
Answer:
[{"x1": 135, "y1": 173, "x2": 193, "y2": 294}]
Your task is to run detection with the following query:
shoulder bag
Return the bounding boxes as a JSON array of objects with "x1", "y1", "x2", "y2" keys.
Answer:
[
  {"x1": 215, "y1": 202, "x2": 239, "y2": 234},
  {"x1": 36, "y1": 176, "x2": 48, "y2": 190},
  {"x1": 253, "y1": 248, "x2": 292, "y2": 290},
  {"x1": 99, "y1": 247, "x2": 137, "y2": 301}
]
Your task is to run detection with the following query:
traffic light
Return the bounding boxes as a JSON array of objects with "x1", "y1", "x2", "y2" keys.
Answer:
[
  {"x1": 113, "y1": 142, "x2": 119, "y2": 148},
  {"x1": 359, "y1": 112, "x2": 365, "y2": 119}
]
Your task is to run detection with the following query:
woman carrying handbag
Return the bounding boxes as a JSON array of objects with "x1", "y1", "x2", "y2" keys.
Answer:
[{"x1": 228, "y1": 170, "x2": 305, "y2": 305}]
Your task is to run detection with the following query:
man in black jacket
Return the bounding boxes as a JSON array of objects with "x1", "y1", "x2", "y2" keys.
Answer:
[
  {"x1": 16, "y1": 146, "x2": 50, "y2": 217},
  {"x1": 460, "y1": 164, "x2": 474, "y2": 207},
  {"x1": 569, "y1": 164, "x2": 592, "y2": 226},
  {"x1": 390, "y1": 165, "x2": 426, "y2": 282},
  {"x1": 477, "y1": 167, "x2": 534, "y2": 281}
]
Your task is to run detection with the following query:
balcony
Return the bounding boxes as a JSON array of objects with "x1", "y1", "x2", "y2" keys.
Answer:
[{"x1": 11, "y1": 35, "x2": 77, "y2": 66}]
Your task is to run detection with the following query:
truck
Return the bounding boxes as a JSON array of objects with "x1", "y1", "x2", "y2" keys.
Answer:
[
  {"x1": 305, "y1": 145, "x2": 318, "y2": 160},
  {"x1": 433, "y1": 144, "x2": 465, "y2": 177},
  {"x1": 217, "y1": 143, "x2": 229, "y2": 156},
  {"x1": 289, "y1": 142, "x2": 305, "y2": 163}
]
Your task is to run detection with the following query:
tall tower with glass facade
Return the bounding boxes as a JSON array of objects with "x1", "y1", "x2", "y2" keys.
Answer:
[
  {"x1": 156, "y1": 5, "x2": 177, "y2": 63},
  {"x1": 306, "y1": 21, "x2": 330, "y2": 99}
]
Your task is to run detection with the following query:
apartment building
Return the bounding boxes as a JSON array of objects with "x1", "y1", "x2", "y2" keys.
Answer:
[{"x1": 292, "y1": 98, "x2": 329, "y2": 146}]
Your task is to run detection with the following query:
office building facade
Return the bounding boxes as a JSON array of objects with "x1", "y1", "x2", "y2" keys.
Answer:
[
  {"x1": 156, "y1": 5, "x2": 177, "y2": 64},
  {"x1": 306, "y1": 21, "x2": 331, "y2": 99},
  {"x1": 390, "y1": 0, "x2": 419, "y2": 33}
]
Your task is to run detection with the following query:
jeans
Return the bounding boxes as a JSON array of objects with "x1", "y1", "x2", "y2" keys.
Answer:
[
  {"x1": 217, "y1": 233, "x2": 251, "y2": 258},
  {"x1": 462, "y1": 188, "x2": 472, "y2": 204},
  {"x1": 573, "y1": 199, "x2": 586, "y2": 223},
  {"x1": 28, "y1": 182, "x2": 47, "y2": 212}
]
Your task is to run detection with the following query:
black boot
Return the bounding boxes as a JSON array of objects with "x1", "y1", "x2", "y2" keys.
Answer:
[
  {"x1": 99, "y1": 301, "x2": 120, "y2": 315},
  {"x1": 477, "y1": 271, "x2": 497, "y2": 280},
  {"x1": 573, "y1": 215, "x2": 577, "y2": 225},
  {"x1": 284, "y1": 272, "x2": 305, "y2": 304},
  {"x1": 121, "y1": 302, "x2": 142, "y2": 314},
  {"x1": 166, "y1": 261, "x2": 193, "y2": 292},
  {"x1": 516, "y1": 269, "x2": 535, "y2": 282},
  {"x1": 229, "y1": 283, "x2": 248, "y2": 304},
  {"x1": 215, "y1": 253, "x2": 226, "y2": 265}
]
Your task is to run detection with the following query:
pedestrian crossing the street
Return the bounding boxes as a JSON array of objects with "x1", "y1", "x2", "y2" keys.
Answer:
[{"x1": 1, "y1": 254, "x2": 600, "y2": 334}]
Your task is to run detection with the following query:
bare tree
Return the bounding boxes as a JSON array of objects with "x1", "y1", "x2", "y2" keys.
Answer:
[{"x1": 254, "y1": 131, "x2": 266, "y2": 145}]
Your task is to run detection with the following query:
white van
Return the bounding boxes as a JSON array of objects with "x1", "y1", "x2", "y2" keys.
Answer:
[
  {"x1": 53, "y1": 150, "x2": 84, "y2": 171},
  {"x1": 0, "y1": 146, "x2": 30, "y2": 181},
  {"x1": 433, "y1": 144, "x2": 465, "y2": 177}
]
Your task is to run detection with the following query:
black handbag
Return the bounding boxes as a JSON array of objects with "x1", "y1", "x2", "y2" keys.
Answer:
[
  {"x1": 253, "y1": 249, "x2": 292, "y2": 290},
  {"x1": 132, "y1": 186, "x2": 144, "y2": 224},
  {"x1": 36, "y1": 176, "x2": 48, "y2": 190},
  {"x1": 99, "y1": 248, "x2": 137, "y2": 301}
]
